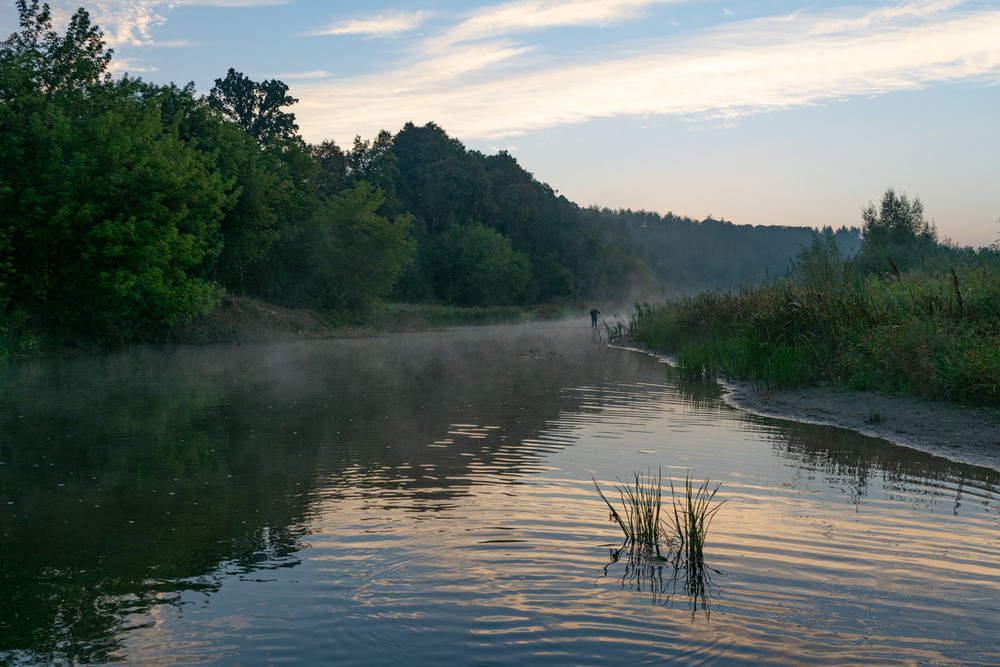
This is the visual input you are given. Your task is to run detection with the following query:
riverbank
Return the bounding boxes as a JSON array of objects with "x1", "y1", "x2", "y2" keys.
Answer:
[
  {"x1": 617, "y1": 344, "x2": 1000, "y2": 471},
  {"x1": 722, "y1": 381, "x2": 1000, "y2": 471},
  {"x1": 167, "y1": 299, "x2": 574, "y2": 343}
]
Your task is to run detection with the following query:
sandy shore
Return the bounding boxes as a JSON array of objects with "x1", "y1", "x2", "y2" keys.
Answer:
[
  {"x1": 617, "y1": 344, "x2": 1000, "y2": 471},
  {"x1": 722, "y1": 381, "x2": 1000, "y2": 471}
]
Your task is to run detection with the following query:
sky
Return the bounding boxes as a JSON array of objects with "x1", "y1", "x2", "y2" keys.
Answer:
[{"x1": 3, "y1": 0, "x2": 999, "y2": 247}]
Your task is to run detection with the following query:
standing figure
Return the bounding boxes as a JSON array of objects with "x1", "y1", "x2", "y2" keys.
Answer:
[{"x1": 590, "y1": 308, "x2": 600, "y2": 328}]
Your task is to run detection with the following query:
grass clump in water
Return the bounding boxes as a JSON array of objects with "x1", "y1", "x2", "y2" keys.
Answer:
[
  {"x1": 593, "y1": 468, "x2": 669, "y2": 556},
  {"x1": 667, "y1": 473, "x2": 726, "y2": 566},
  {"x1": 593, "y1": 468, "x2": 725, "y2": 565}
]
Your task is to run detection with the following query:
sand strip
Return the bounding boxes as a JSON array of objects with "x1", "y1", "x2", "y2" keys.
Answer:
[{"x1": 617, "y1": 344, "x2": 1000, "y2": 471}]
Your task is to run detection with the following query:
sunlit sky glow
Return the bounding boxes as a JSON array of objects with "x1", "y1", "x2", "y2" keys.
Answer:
[{"x1": 4, "y1": 0, "x2": 998, "y2": 246}]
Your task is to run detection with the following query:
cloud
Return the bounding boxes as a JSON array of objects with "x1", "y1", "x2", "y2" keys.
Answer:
[
  {"x1": 312, "y1": 11, "x2": 428, "y2": 37},
  {"x1": 436, "y1": 0, "x2": 678, "y2": 46},
  {"x1": 21, "y1": 0, "x2": 288, "y2": 47},
  {"x1": 267, "y1": 70, "x2": 334, "y2": 80},
  {"x1": 293, "y1": 3, "x2": 1000, "y2": 143},
  {"x1": 169, "y1": 0, "x2": 290, "y2": 6},
  {"x1": 47, "y1": 0, "x2": 167, "y2": 46}
]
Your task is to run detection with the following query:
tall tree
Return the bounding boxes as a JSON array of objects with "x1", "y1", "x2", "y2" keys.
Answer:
[
  {"x1": 312, "y1": 139, "x2": 348, "y2": 199},
  {"x1": 862, "y1": 188, "x2": 936, "y2": 247},
  {"x1": 207, "y1": 68, "x2": 298, "y2": 147},
  {"x1": 1, "y1": 8, "x2": 227, "y2": 341},
  {"x1": 426, "y1": 223, "x2": 530, "y2": 306},
  {"x1": 858, "y1": 188, "x2": 938, "y2": 273},
  {"x1": 1, "y1": 0, "x2": 112, "y2": 99},
  {"x1": 274, "y1": 182, "x2": 415, "y2": 314}
]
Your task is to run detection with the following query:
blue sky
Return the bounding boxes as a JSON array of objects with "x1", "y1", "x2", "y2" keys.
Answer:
[{"x1": 4, "y1": 0, "x2": 999, "y2": 247}]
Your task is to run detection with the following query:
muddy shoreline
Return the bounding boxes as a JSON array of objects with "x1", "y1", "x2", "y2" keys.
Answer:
[
  {"x1": 618, "y1": 344, "x2": 1000, "y2": 471},
  {"x1": 722, "y1": 381, "x2": 1000, "y2": 471}
]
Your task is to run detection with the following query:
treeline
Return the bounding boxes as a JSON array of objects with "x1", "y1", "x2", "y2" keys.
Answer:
[
  {"x1": 0, "y1": 1, "x2": 651, "y2": 346},
  {"x1": 314, "y1": 123, "x2": 654, "y2": 307},
  {"x1": 594, "y1": 208, "x2": 861, "y2": 294}
]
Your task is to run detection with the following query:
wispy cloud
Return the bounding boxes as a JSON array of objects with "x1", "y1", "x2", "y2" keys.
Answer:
[
  {"x1": 312, "y1": 11, "x2": 429, "y2": 37},
  {"x1": 294, "y1": 2, "x2": 1000, "y2": 142},
  {"x1": 436, "y1": 0, "x2": 679, "y2": 46},
  {"x1": 51, "y1": 0, "x2": 167, "y2": 46},
  {"x1": 169, "y1": 0, "x2": 291, "y2": 6},
  {"x1": 267, "y1": 70, "x2": 334, "y2": 80},
  {"x1": 24, "y1": 0, "x2": 288, "y2": 47}
]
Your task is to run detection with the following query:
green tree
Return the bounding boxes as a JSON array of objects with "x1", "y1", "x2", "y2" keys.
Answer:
[
  {"x1": 312, "y1": 139, "x2": 348, "y2": 199},
  {"x1": 280, "y1": 182, "x2": 414, "y2": 314},
  {"x1": 858, "y1": 188, "x2": 938, "y2": 274},
  {"x1": 423, "y1": 154, "x2": 498, "y2": 235},
  {"x1": 862, "y1": 188, "x2": 936, "y2": 247},
  {"x1": 794, "y1": 233, "x2": 848, "y2": 288},
  {"x1": 346, "y1": 130, "x2": 400, "y2": 212},
  {"x1": 207, "y1": 68, "x2": 299, "y2": 147},
  {"x1": 390, "y1": 121, "x2": 465, "y2": 216},
  {"x1": 427, "y1": 223, "x2": 531, "y2": 306},
  {"x1": 1, "y1": 0, "x2": 111, "y2": 99},
  {"x1": 0, "y1": 4, "x2": 227, "y2": 341}
]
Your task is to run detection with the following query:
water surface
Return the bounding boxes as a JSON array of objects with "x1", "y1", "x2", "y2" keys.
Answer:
[{"x1": 2, "y1": 321, "x2": 999, "y2": 665}]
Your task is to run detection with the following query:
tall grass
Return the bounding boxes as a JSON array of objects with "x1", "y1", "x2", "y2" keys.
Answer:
[
  {"x1": 626, "y1": 264, "x2": 1000, "y2": 406},
  {"x1": 593, "y1": 468, "x2": 725, "y2": 565},
  {"x1": 593, "y1": 468, "x2": 668, "y2": 556},
  {"x1": 668, "y1": 473, "x2": 726, "y2": 565}
]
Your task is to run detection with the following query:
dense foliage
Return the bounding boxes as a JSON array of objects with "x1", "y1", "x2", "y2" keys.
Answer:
[
  {"x1": 0, "y1": 1, "x2": 226, "y2": 342},
  {"x1": 0, "y1": 1, "x2": 660, "y2": 349}
]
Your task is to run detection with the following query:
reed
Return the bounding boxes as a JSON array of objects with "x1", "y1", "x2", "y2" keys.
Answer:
[
  {"x1": 667, "y1": 473, "x2": 725, "y2": 565},
  {"x1": 594, "y1": 468, "x2": 726, "y2": 565},
  {"x1": 626, "y1": 263, "x2": 1000, "y2": 406},
  {"x1": 593, "y1": 468, "x2": 668, "y2": 555}
]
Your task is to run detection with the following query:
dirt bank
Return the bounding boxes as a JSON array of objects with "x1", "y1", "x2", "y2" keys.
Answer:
[
  {"x1": 617, "y1": 343, "x2": 1000, "y2": 471},
  {"x1": 723, "y1": 382, "x2": 1000, "y2": 471}
]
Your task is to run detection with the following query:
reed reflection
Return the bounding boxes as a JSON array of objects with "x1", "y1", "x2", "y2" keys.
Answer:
[{"x1": 602, "y1": 543, "x2": 720, "y2": 616}]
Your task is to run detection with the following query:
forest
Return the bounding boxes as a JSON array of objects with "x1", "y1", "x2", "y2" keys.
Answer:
[{"x1": 2, "y1": 1, "x2": 982, "y2": 351}]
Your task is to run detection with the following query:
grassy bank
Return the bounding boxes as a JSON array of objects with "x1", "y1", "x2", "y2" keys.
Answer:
[{"x1": 625, "y1": 267, "x2": 1000, "y2": 407}]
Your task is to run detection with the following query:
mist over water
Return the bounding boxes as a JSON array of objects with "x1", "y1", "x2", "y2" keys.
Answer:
[{"x1": 2, "y1": 320, "x2": 999, "y2": 665}]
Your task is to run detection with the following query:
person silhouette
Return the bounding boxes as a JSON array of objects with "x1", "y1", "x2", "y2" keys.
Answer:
[{"x1": 590, "y1": 308, "x2": 600, "y2": 327}]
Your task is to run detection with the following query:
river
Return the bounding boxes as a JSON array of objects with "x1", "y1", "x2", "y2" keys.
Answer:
[{"x1": 2, "y1": 320, "x2": 999, "y2": 665}]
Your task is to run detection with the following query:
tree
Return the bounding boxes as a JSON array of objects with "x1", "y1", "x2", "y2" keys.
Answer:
[
  {"x1": 1, "y1": 0, "x2": 112, "y2": 99},
  {"x1": 312, "y1": 139, "x2": 348, "y2": 199},
  {"x1": 422, "y1": 154, "x2": 497, "y2": 235},
  {"x1": 344, "y1": 130, "x2": 401, "y2": 215},
  {"x1": 861, "y1": 188, "x2": 936, "y2": 247},
  {"x1": 207, "y1": 68, "x2": 298, "y2": 147},
  {"x1": 794, "y1": 233, "x2": 847, "y2": 288},
  {"x1": 279, "y1": 182, "x2": 415, "y2": 314},
  {"x1": 1, "y1": 6, "x2": 227, "y2": 341},
  {"x1": 858, "y1": 188, "x2": 939, "y2": 273},
  {"x1": 390, "y1": 121, "x2": 465, "y2": 215},
  {"x1": 427, "y1": 223, "x2": 531, "y2": 306}
]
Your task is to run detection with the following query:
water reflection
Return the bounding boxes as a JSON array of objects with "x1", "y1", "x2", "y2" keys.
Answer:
[
  {"x1": 2, "y1": 322, "x2": 999, "y2": 665},
  {"x1": 0, "y1": 325, "x2": 646, "y2": 662},
  {"x1": 751, "y1": 414, "x2": 1000, "y2": 509},
  {"x1": 601, "y1": 544, "x2": 720, "y2": 616}
]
